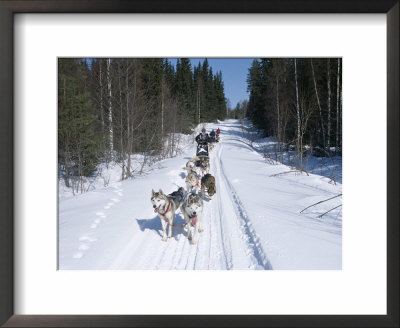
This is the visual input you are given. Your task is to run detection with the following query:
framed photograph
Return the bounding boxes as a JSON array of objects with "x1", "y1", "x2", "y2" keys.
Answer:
[{"x1": 1, "y1": 1, "x2": 398, "y2": 327}]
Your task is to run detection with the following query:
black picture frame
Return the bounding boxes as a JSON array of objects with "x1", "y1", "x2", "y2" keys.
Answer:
[{"x1": 0, "y1": 1, "x2": 398, "y2": 327}]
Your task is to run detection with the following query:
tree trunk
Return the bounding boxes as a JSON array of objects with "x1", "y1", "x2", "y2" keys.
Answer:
[
  {"x1": 118, "y1": 64, "x2": 125, "y2": 179},
  {"x1": 336, "y1": 58, "x2": 341, "y2": 153},
  {"x1": 276, "y1": 76, "x2": 280, "y2": 143},
  {"x1": 197, "y1": 87, "x2": 201, "y2": 124},
  {"x1": 62, "y1": 77, "x2": 70, "y2": 187},
  {"x1": 128, "y1": 68, "x2": 137, "y2": 173},
  {"x1": 99, "y1": 60, "x2": 105, "y2": 137},
  {"x1": 161, "y1": 79, "x2": 165, "y2": 140},
  {"x1": 311, "y1": 59, "x2": 326, "y2": 150},
  {"x1": 64, "y1": 143, "x2": 70, "y2": 188},
  {"x1": 294, "y1": 59, "x2": 302, "y2": 171},
  {"x1": 125, "y1": 64, "x2": 131, "y2": 178},
  {"x1": 327, "y1": 58, "x2": 331, "y2": 152},
  {"x1": 107, "y1": 58, "x2": 114, "y2": 161}
]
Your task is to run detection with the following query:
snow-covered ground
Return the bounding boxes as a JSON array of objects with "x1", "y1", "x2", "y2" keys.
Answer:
[
  {"x1": 59, "y1": 133, "x2": 195, "y2": 199},
  {"x1": 59, "y1": 119, "x2": 342, "y2": 270},
  {"x1": 237, "y1": 121, "x2": 342, "y2": 184}
]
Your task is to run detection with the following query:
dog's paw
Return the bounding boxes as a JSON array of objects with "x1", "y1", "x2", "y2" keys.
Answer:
[
  {"x1": 191, "y1": 240, "x2": 197, "y2": 245},
  {"x1": 198, "y1": 228, "x2": 204, "y2": 233},
  {"x1": 188, "y1": 235, "x2": 192, "y2": 241},
  {"x1": 162, "y1": 237, "x2": 167, "y2": 242}
]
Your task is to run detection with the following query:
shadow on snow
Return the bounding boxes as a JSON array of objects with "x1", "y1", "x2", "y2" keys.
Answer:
[{"x1": 136, "y1": 213, "x2": 187, "y2": 240}]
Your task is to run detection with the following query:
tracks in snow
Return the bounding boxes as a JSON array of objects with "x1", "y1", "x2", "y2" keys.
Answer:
[
  {"x1": 105, "y1": 141, "x2": 272, "y2": 270},
  {"x1": 211, "y1": 144, "x2": 272, "y2": 270}
]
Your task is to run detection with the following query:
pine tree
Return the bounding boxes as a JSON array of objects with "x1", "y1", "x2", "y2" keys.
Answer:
[
  {"x1": 245, "y1": 57, "x2": 342, "y2": 164},
  {"x1": 175, "y1": 58, "x2": 195, "y2": 122},
  {"x1": 247, "y1": 59, "x2": 266, "y2": 131},
  {"x1": 58, "y1": 59, "x2": 100, "y2": 192},
  {"x1": 58, "y1": 57, "x2": 229, "y2": 191}
]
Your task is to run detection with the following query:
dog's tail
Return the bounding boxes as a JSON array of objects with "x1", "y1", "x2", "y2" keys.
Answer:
[{"x1": 191, "y1": 156, "x2": 200, "y2": 162}]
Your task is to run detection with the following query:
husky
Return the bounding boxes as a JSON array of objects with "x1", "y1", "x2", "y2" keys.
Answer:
[
  {"x1": 184, "y1": 156, "x2": 200, "y2": 171},
  {"x1": 151, "y1": 187, "x2": 185, "y2": 242},
  {"x1": 183, "y1": 167, "x2": 200, "y2": 194},
  {"x1": 195, "y1": 157, "x2": 210, "y2": 176},
  {"x1": 181, "y1": 192, "x2": 204, "y2": 244},
  {"x1": 201, "y1": 173, "x2": 216, "y2": 198}
]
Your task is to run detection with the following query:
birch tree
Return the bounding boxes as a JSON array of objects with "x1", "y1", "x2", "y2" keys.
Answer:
[
  {"x1": 294, "y1": 58, "x2": 302, "y2": 171},
  {"x1": 117, "y1": 61, "x2": 125, "y2": 178},
  {"x1": 311, "y1": 59, "x2": 326, "y2": 150},
  {"x1": 161, "y1": 75, "x2": 166, "y2": 139},
  {"x1": 99, "y1": 59, "x2": 105, "y2": 137},
  {"x1": 326, "y1": 58, "x2": 331, "y2": 152},
  {"x1": 245, "y1": 57, "x2": 342, "y2": 161},
  {"x1": 125, "y1": 59, "x2": 136, "y2": 178},
  {"x1": 197, "y1": 87, "x2": 201, "y2": 124},
  {"x1": 276, "y1": 76, "x2": 280, "y2": 141},
  {"x1": 58, "y1": 57, "x2": 230, "y2": 193},
  {"x1": 107, "y1": 58, "x2": 114, "y2": 161},
  {"x1": 336, "y1": 58, "x2": 341, "y2": 153}
]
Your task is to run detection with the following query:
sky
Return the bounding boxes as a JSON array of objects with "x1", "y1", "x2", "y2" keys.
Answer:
[
  {"x1": 86, "y1": 58, "x2": 255, "y2": 108},
  {"x1": 169, "y1": 58, "x2": 255, "y2": 108}
]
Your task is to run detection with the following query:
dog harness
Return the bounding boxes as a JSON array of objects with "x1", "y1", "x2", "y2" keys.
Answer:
[
  {"x1": 155, "y1": 199, "x2": 171, "y2": 216},
  {"x1": 155, "y1": 198, "x2": 188, "y2": 229},
  {"x1": 169, "y1": 191, "x2": 184, "y2": 203}
]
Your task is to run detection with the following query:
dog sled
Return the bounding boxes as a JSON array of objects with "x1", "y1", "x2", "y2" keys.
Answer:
[{"x1": 196, "y1": 142, "x2": 209, "y2": 158}]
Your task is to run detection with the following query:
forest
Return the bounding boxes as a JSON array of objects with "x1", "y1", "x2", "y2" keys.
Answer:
[
  {"x1": 58, "y1": 57, "x2": 342, "y2": 194},
  {"x1": 58, "y1": 58, "x2": 227, "y2": 193},
  {"x1": 245, "y1": 58, "x2": 342, "y2": 171}
]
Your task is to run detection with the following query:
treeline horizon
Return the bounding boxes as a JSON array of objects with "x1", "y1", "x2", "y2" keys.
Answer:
[
  {"x1": 245, "y1": 58, "x2": 342, "y2": 168},
  {"x1": 58, "y1": 58, "x2": 227, "y2": 193}
]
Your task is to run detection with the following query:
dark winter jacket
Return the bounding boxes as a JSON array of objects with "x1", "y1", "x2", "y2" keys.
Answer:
[{"x1": 195, "y1": 133, "x2": 210, "y2": 144}]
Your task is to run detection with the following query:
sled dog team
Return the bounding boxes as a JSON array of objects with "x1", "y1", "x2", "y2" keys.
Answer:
[{"x1": 151, "y1": 128, "x2": 219, "y2": 245}]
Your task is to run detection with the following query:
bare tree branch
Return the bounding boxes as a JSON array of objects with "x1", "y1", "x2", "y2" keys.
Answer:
[
  {"x1": 300, "y1": 194, "x2": 342, "y2": 213},
  {"x1": 317, "y1": 204, "x2": 342, "y2": 218}
]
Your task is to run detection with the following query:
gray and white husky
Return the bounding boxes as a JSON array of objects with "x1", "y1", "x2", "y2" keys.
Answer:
[
  {"x1": 183, "y1": 167, "x2": 200, "y2": 194},
  {"x1": 184, "y1": 156, "x2": 200, "y2": 170},
  {"x1": 181, "y1": 192, "x2": 204, "y2": 245},
  {"x1": 183, "y1": 156, "x2": 209, "y2": 177},
  {"x1": 151, "y1": 187, "x2": 185, "y2": 242}
]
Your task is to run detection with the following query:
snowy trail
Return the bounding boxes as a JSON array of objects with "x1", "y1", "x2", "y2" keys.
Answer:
[
  {"x1": 216, "y1": 145, "x2": 272, "y2": 269},
  {"x1": 59, "y1": 119, "x2": 342, "y2": 270}
]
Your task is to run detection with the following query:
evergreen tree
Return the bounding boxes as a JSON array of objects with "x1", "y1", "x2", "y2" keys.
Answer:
[
  {"x1": 246, "y1": 59, "x2": 265, "y2": 131},
  {"x1": 246, "y1": 58, "x2": 342, "y2": 163},
  {"x1": 213, "y1": 71, "x2": 227, "y2": 120},
  {"x1": 175, "y1": 58, "x2": 195, "y2": 121},
  {"x1": 58, "y1": 57, "x2": 229, "y2": 192},
  {"x1": 58, "y1": 59, "x2": 100, "y2": 191}
]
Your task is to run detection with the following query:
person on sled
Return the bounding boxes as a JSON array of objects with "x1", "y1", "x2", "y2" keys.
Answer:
[
  {"x1": 195, "y1": 128, "x2": 210, "y2": 144},
  {"x1": 209, "y1": 129, "x2": 216, "y2": 142},
  {"x1": 195, "y1": 128, "x2": 210, "y2": 157},
  {"x1": 216, "y1": 128, "x2": 221, "y2": 142}
]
